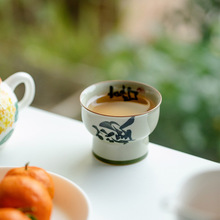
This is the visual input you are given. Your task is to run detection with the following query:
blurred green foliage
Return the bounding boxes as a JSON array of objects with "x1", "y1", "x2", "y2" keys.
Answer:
[
  {"x1": 0, "y1": 0, "x2": 220, "y2": 161},
  {"x1": 99, "y1": 34, "x2": 220, "y2": 161}
]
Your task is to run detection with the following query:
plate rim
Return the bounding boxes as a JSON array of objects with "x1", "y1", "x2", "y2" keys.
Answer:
[{"x1": 0, "y1": 166, "x2": 91, "y2": 220}]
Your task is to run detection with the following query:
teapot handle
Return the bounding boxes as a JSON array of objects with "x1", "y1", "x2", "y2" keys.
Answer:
[{"x1": 4, "y1": 72, "x2": 35, "y2": 111}]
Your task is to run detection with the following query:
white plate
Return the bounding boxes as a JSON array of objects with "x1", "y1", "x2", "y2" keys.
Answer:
[{"x1": 0, "y1": 167, "x2": 90, "y2": 220}]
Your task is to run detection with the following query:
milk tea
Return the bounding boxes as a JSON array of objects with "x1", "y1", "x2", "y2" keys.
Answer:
[{"x1": 87, "y1": 85, "x2": 156, "y2": 116}]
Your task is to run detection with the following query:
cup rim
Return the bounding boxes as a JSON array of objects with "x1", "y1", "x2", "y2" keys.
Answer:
[
  {"x1": 80, "y1": 80, "x2": 162, "y2": 118},
  {"x1": 165, "y1": 169, "x2": 220, "y2": 220}
]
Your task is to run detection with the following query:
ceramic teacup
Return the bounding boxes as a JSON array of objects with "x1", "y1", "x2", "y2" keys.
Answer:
[
  {"x1": 80, "y1": 80, "x2": 162, "y2": 165},
  {"x1": 0, "y1": 72, "x2": 35, "y2": 146},
  {"x1": 165, "y1": 169, "x2": 220, "y2": 220}
]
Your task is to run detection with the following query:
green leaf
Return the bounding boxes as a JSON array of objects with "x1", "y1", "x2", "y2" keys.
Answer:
[{"x1": 26, "y1": 214, "x2": 38, "y2": 220}]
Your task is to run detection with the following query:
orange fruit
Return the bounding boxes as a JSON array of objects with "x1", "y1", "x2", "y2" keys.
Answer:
[
  {"x1": 0, "y1": 175, "x2": 52, "y2": 220},
  {"x1": 0, "y1": 208, "x2": 30, "y2": 220},
  {"x1": 5, "y1": 163, "x2": 54, "y2": 198}
]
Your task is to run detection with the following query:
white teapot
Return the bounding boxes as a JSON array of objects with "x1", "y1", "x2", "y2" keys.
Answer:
[{"x1": 0, "y1": 72, "x2": 35, "y2": 145}]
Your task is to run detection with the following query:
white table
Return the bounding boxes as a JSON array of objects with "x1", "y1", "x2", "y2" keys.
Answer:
[{"x1": 0, "y1": 107, "x2": 219, "y2": 220}]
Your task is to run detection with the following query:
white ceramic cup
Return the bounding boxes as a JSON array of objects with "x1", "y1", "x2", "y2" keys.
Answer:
[
  {"x1": 80, "y1": 80, "x2": 162, "y2": 165},
  {"x1": 0, "y1": 72, "x2": 35, "y2": 145},
  {"x1": 165, "y1": 169, "x2": 220, "y2": 220}
]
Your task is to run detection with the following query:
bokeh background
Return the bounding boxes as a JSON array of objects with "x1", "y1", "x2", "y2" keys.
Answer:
[{"x1": 1, "y1": 0, "x2": 220, "y2": 161}]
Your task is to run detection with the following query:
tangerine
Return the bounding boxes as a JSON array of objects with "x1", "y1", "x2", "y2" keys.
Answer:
[
  {"x1": 0, "y1": 175, "x2": 52, "y2": 220},
  {"x1": 0, "y1": 208, "x2": 30, "y2": 220},
  {"x1": 5, "y1": 163, "x2": 54, "y2": 198}
]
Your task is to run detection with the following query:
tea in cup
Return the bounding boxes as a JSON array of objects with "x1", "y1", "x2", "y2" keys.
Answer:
[
  {"x1": 80, "y1": 80, "x2": 162, "y2": 165},
  {"x1": 0, "y1": 72, "x2": 35, "y2": 146}
]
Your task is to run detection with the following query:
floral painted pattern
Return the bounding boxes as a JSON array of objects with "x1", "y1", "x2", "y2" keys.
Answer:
[{"x1": 0, "y1": 87, "x2": 16, "y2": 135}]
